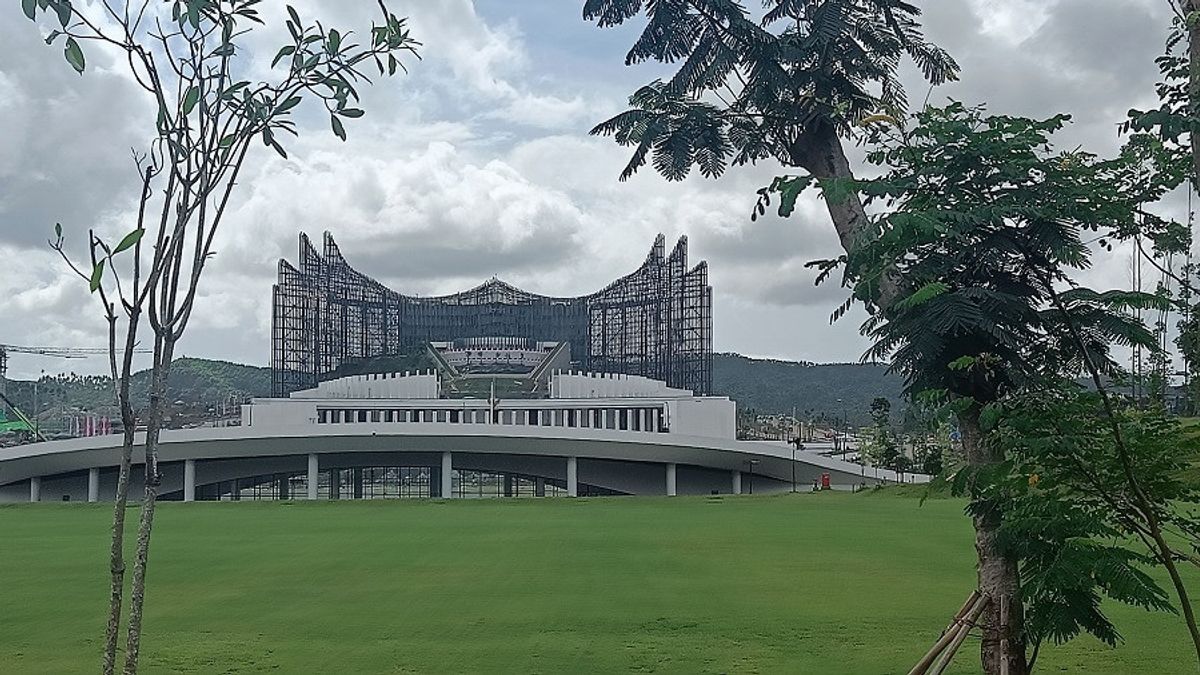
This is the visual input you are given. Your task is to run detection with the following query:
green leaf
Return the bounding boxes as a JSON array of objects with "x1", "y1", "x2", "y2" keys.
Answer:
[
  {"x1": 331, "y1": 114, "x2": 346, "y2": 141},
  {"x1": 271, "y1": 45, "x2": 295, "y2": 68},
  {"x1": 947, "y1": 356, "x2": 977, "y2": 372},
  {"x1": 54, "y1": 222, "x2": 62, "y2": 239},
  {"x1": 897, "y1": 282, "x2": 950, "y2": 310},
  {"x1": 44, "y1": 30, "x2": 61, "y2": 45},
  {"x1": 218, "y1": 133, "x2": 237, "y2": 148},
  {"x1": 182, "y1": 86, "x2": 200, "y2": 115},
  {"x1": 89, "y1": 259, "x2": 104, "y2": 293},
  {"x1": 54, "y1": 0, "x2": 71, "y2": 27},
  {"x1": 819, "y1": 176, "x2": 858, "y2": 206},
  {"x1": 286, "y1": 5, "x2": 301, "y2": 28},
  {"x1": 63, "y1": 36, "x2": 85, "y2": 74},
  {"x1": 269, "y1": 139, "x2": 288, "y2": 159},
  {"x1": 113, "y1": 228, "x2": 144, "y2": 254},
  {"x1": 337, "y1": 108, "x2": 364, "y2": 118},
  {"x1": 276, "y1": 96, "x2": 302, "y2": 113},
  {"x1": 328, "y1": 28, "x2": 341, "y2": 54},
  {"x1": 22, "y1": 0, "x2": 36, "y2": 20}
]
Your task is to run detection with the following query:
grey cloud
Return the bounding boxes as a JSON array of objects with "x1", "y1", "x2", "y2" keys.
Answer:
[
  {"x1": 0, "y1": 16, "x2": 149, "y2": 251},
  {"x1": 0, "y1": 1, "x2": 1186, "y2": 375}
]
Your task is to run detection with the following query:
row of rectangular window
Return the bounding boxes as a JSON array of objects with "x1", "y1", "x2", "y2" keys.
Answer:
[{"x1": 315, "y1": 407, "x2": 667, "y2": 432}]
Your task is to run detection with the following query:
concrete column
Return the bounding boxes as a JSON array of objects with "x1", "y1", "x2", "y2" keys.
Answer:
[
  {"x1": 183, "y1": 459, "x2": 196, "y2": 502},
  {"x1": 330, "y1": 469, "x2": 341, "y2": 500},
  {"x1": 353, "y1": 468, "x2": 364, "y2": 499},
  {"x1": 278, "y1": 475, "x2": 290, "y2": 500},
  {"x1": 639, "y1": 409, "x2": 648, "y2": 432},
  {"x1": 566, "y1": 456, "x2": 578, "y2": 497},
  {"x1": 535, "y1": 476, "x2": 546, "y2": 497},
  {"x1": 87, "y1": 467, "x2": 100, "y2": 503},
  {"x1": 441, "y1": 451, "x2": 454, "y2": 498},
  {"x1": 666, "y1": 463, "x2": 677, "y2": 496},
  {"x1": 29, "y1": 476, "x2": 41, "y2": 502},
  {"x1": 732, "y1": 470, "x2": 742, "y2": 495},
  {"x1": 307, "y1": 454, "x2": 319, "y2": 500},
  {"x1": 503, "y1": 474, "x2": 514, "y2": 497}
]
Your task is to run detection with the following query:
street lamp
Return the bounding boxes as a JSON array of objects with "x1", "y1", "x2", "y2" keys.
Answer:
[
  {"x1": 32, "y1": 369, "x2": 43, "y2": 440},
  {"x1": 841, "y1": 399, "x2": 849, "y2": 460}
]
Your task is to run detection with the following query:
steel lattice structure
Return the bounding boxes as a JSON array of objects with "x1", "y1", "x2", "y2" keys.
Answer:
[{"x1": 272, "y1": 232, "x2": 712, "y2": 396}]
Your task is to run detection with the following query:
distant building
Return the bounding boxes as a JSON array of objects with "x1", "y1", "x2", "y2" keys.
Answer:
[{"x1": 271, "y1": 232, "x2": 713, "y2": 397}]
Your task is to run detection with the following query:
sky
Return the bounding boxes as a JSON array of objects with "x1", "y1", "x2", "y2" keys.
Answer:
[{"x1": 0, "y1": 0, "x2": 1185, "y2": 380}]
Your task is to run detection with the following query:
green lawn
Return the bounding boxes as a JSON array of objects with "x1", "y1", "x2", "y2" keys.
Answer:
[{"x1": 0, "y1": 493, "x2": 1193, "y2": 673}]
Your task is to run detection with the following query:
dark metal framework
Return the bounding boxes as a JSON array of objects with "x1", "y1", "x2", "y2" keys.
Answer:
[{"x1": 271, "y1": 232, "x2": 713, "y2": 396}]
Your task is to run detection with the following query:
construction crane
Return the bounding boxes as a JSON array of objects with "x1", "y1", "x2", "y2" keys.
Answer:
[{"x1": 0, "y1": 344, "x2": 152, "y2": 433}]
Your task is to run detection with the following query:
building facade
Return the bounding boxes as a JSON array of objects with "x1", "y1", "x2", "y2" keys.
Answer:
[
  {"x1": 248, "y1": 370, "x2": 736, "y2": 440},
  {"x1": 271, "y1": 232, "x2": 713, "y2": 397}
]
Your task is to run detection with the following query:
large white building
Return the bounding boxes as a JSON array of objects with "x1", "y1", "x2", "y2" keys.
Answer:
[
  {"x1": 246, "y1": 370, "x2": 736, "y2": 440},
  {"x1": 0, "y1": 362, "x2": 924, "y2": 503}
]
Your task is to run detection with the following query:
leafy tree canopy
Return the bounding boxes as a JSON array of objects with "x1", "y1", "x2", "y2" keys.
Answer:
[{"x1": 584, "y1": 0, "x2": 958, "y2": 181}]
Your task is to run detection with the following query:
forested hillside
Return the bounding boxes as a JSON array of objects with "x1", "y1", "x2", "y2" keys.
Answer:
[
  {"x1": 5, "y1": 358, "x2": 271, "y2": 415},
  {"x1": 711, "y1": 353, "x2": 902, "y2": 426},
  {"x1": 5, "y1": 353, "x2": 902, "y2": 427}
]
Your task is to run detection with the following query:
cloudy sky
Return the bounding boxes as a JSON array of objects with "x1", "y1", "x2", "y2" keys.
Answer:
[{"x1": 0, "y1": 0, "x2": 1183, "y2": 379}]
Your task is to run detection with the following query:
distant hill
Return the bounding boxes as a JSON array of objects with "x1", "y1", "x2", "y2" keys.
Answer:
[
  {"x1": 5, "y1": 358, "x2": 271, "y2": 416},
  {"x1": 712, "y1": 353, "x2": 903, "y2": 426},
  {"x1": 5, "y1": 353, "x2": 902, "y2": 428}
]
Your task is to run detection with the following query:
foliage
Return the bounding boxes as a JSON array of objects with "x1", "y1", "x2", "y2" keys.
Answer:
[
  {"x1": 21, "y1": 2, "x2": 419, "y2": 672},
  {"x1": 841, "y1": 103, "x2": 1163, "y2": 404},
  {"x1": 1122, "y1": 14, "x2": 1199, "y2": 414},
  {"x1": 584, "y1": 0, "x2": 957, "y2": 182},
  {"x1": 990, "y1": 386, "x2": 1199, "y2": 651},
  {"x1": 826, "y1": 102, "x2": 1179, "y2": 659}
]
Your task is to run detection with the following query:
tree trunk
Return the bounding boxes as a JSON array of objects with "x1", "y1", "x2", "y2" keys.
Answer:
[
  {"x1": 789, "y1": 121, "x2": 870, "y2": 256},
  {"x1": 959, "y1": 403, "x2": 1028, "y2": 675},
  {"x1": 789, "y1": 121, "x2": 901, "y2": 307},
  {"x1": 102, "y1": 435, "x2": 133, "y2": 675},
  {"x1": 122, "y1": 338, "x2": 173, "y2": 674},
  {"x1": 103, "y1": 307, "x2": 143, "y2": 675}
]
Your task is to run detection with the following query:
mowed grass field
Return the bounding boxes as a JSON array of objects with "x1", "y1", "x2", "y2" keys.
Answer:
[{"x1": 0, "y1": 492, "x2": 1193, "y2": 674}]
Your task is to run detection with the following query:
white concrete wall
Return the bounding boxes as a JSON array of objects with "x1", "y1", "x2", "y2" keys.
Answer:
[
  {"x1": 290, "y1": 372, "x2": 439, "y2": 400},
  {"x1": 246, "y1": 399, "x2": 318, "y2": 427},
  {"x1": 550, "y1": 372, "x2": 694, "y2": 399},
  {"x1": 668, "y1": 398, "x2": 737, "y2": 440}
]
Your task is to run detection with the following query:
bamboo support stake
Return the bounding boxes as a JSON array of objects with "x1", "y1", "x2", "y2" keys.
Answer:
[
  {"x1": 929, "y1": 596, "x2": 990, "y2": 675},
  {"x1": 908, "y1": 591, "x2": 983, "y2": 675}
]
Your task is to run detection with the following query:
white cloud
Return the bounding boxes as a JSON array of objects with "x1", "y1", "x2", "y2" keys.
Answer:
[{"x1": 0, "y1": 0, "x2": 1188, "y2": 379}]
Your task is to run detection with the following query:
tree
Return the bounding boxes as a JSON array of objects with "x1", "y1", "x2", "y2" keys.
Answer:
[
  {"x1": 21, "y1": 2, "x2": 419, "y2": 673},
  {"x1": 838, "y1": 103, "x2": 1173, "y2": 673},
  {"x1": 859, "y1": 396, "x2": 896, "y2": 467},
  {"x1": 583, "y1": 0, "x2": 957, "y2": 302},
  {"x1": 992, "y1": 385, "x2": 1199, "y2": 667}
]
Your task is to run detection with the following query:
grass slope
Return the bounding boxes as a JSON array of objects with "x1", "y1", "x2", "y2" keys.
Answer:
[{"x1": 0, "y1": 493, "x2": 1190, "y2": 673}]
